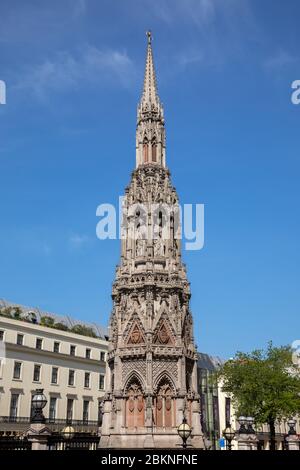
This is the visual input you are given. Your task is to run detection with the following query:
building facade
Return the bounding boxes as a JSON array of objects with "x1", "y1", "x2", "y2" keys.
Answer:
[
  {"x1": 0, "y1": 300, "x2": 108, "y2": 434},
  {"x1": 100, "y1": 33, "x2": 204, "y2": 449},
  {"x1": 198, "y1": 353, "x2": 300, "y2": 451},
  {"x1": 198, "y1": 353, "x2": 225, "y2": 450}
]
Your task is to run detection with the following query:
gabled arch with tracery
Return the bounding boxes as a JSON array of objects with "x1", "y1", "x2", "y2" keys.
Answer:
[
  {"x1": 153, "y1": 375, "x2": 176, "y2": 428},
  {"x1": 124, "y1": 374, "x2": 145, "y2": 428}
]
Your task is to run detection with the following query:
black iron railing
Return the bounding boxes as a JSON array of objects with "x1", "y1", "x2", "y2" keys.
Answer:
[
  {"x1": 0, "y1": 434, "x2": 32, "y2": 450},
  {"x1": 48, "y1": 432, "x2": 99, "y2": 450},
  {"x1": 0, "y1": 417, "x2": 30, "y2": 424},
  {"x1": 0, "y1": 416, "x2": 100, "y2": 427}
]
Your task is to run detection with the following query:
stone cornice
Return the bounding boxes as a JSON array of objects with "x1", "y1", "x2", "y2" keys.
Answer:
[{"x1": 5, "y1": 342, "x2": 106, "y2": 367}]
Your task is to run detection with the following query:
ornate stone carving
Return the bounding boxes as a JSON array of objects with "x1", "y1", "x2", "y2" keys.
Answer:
[
  {"x1": 122, "y1": 360, "x2": 147, "y2": 385},
  {"x1": 100, "y1": 33, "x2": 203, "y2": 450},
  {"x1": 152, "y1": 360, "x2": 178, "y2": 383}
]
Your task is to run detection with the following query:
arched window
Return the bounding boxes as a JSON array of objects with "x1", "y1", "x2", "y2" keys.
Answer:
[
  {"x1": 159, "y1": 211, "x2": 163, "y2": 238},
  {"x1": 170, "y1": 214, "x2": 174, "y2": 245},
  {"x1": 152, "y1": 139, "x2": 157, "y2": 162},
  {"x1": 125, "y1": 378, "x2": 145, "y2": 428},
  {"x1": 154, "y1": 378, "x2": 175, "y2": 428},
  {"x1": 143, "y1": 139, "x2": 148, "y2": 163}
]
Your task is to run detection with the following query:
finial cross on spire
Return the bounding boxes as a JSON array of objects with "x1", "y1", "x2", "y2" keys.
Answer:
[{"x1": 146, "y1": 30, "x2": 152, "y2": 44}]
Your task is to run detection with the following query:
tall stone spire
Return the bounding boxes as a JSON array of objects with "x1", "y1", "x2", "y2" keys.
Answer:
[
  {"x1": 136, "y1": 31, "x2": 166, "y2": 168},
  {"x1": 100, "y1": 32, "x2": 204, "y2": 450},
  {"x1": 139, "y1": 31, "x2": 160, "y2": 112}
]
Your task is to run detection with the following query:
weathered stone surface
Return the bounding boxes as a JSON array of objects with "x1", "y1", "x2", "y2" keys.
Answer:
[{"x1": 100, "y1": 33, "x2": 204, "y2": 449}]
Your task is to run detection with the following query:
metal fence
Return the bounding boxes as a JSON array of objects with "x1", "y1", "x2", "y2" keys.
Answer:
[
  {"x1": 47, "y1": 432, "x2": 99, "y2": 450},
  {"x1": 0, "y1": 432, "x2": 32, "y2": 450}
]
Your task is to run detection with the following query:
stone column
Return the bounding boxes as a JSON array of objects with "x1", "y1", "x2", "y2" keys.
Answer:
[
  {"x1": 26, "y1": 423, "x2": 51, "y2": 451},
  {"x1": 285, "y1": 434, "x2": 300, "y2": 450},
  {"x1": 236, "y1": 432, "x2": 258, "y2": 450}
]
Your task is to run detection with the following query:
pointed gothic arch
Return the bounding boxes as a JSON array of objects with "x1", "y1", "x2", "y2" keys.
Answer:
[
  {"x1": 153, "y1": 311, "x2": 176, "y2": 345},
  {"x1": 151, "y1": 137, "x2": 157, "y2": 162},
  {"x1": 154, "y1": 374, "x2": 176, "y2": 428},
  {"x1": 123, "y1": 312, "x2": 146, "y2": 346},
  {"x1": 125, "y1": 373, "x2": 145, "y2": 428},
  {"x1": 143, "y1": 137, "x2": 148, "y2": 163}
]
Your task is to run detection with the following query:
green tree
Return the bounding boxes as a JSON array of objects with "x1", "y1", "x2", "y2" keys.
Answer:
[
  {"x1": 40, "y1": 316, "x2": 55, "y2": 328},
  {"x1": 0, "y1": 306, "x2": 22, "y2": 319},
  {"x1": 217, "y1": 342, "x2": 300, "y2": 450},
  {"x1": 53, "y1": 322, "x2": 69, "y2": 332},
  {"x1": 71, "y1": 324, "x2": 97, "y2": 338}
]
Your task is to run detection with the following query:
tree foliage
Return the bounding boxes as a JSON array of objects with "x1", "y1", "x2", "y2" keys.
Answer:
[
  {"x1": 71, "y1": 324, "x2": 97, "y2": 338},
  {"x1": 0, "y1": 307, "x2": 98, "y2": 339},
  {"x1": 217, "y1": 342, "x2": 300, "y2": 425}
]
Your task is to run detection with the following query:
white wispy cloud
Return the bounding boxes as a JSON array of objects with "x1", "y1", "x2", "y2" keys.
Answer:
[
  {"x1": 177, "y1": 49, "x2": 205, "y2": 67},
  {"x1": 69, "y1": 233, "x2": 90, "y2": 249},
  {"x1": 14, "y1": 44, "x2": 136, "y2": 100},
  {"x1": 263, "y1": 49, "x2": 298, "y2": 69},
  {"x1": 144, "y1": 0, "x2": 257, "y2": 69},
  {"x1": 145, "y1": 0, "x2": 251, "y2": 29},
  {"x1": 72, "y1": 0, "x2": 87, "y2": 18}
]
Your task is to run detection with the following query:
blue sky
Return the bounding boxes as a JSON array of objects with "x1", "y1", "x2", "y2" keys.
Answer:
[{"x1": 0, "y1": 0, "x2": 299, "y2": 358}]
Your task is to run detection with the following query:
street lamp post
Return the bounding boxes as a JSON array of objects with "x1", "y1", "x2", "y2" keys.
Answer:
[
  {"x1": 238, "y1": 416, "x2": 247, "y2": 434},
  {"x1": 61, "y1": 425, "x2": 75, "y2": 450},
  {"x1": 237, "y1": 416, "x2": 258, "y2": 450},
  {"x1": 223, "y1": 425, "x2": 235, "y2": 450},
  {"x1": 31, "y1": 389, "x2": 47, "y2": 423},
  {"x1": 285, "y1": 418, "x2": 299, "y2": 451},
  {"x1": 246, "y1": 416, "x2": 255, "y2": 434},
  {"x1": 287, "y1": 418, "x2": 297, "y2": 436},
  {"x1": 27, "y1": 389, "x2": 50, "y2": 450},
  {"x1": 177, "y1": 416, "x2": 192, "y2": 449}
]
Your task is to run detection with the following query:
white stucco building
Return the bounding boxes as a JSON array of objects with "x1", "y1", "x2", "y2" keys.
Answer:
[{"x1": 0, "y1": 300, "x2": 108, "y2": 433}]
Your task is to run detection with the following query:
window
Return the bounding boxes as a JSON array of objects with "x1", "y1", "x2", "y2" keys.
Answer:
[
  {"x1": 51, "y1": 367, "x2": 58, "y2": 384},
  {"x1": 70, "y1": 345, "x2": 76, "y2": 356},
  {"x1": 212, "y1": 395, "x2": 219, "y2": 432},
  {"x1": 99, "y1": 374, "x2": 105, "y2": 390},
  {"x1": 36, "y1": 338, "x2": 42, "y2": 350},
  {"x1": 49, "y1": 397, "x2": 57, "y2": 422},
  {"x1": 143, "y1": 139, "x2": 148, "y2": 163},
  {"x1": 68, "y1": 369, "x2": 75, "y2": 386},
  {"x1": 30, "y1": 396, "x2": 35, "y2": 420},
  {"x1": 83, "y1": 400, "x2": 89, "y2": 423},
  {"x1": 84, "y1": 372, "x2": 90, "y2": 388},
  {"x1": 0, "y1": 330, "x2": 4, "y2": 341},
  {"x1": 225, "y1": 397, "x2": 231, "y2": 427},
  {"x1": 66, "y1": 398, "x2": 73, "y2": 423},
  {"x1": 17, "y1": 334, "x2": 24, "y2": 345},
  {"x1": 13, "y1": 361, "x2": 22, "y2": 379},
  {"x1": 33, "y1": 364, "x2": 41, "y2": 382},
  {"x1": 86, "y1": 348, "x2": 91, "y2": 359},
  {"x1": 152, "y1": 139, "x2": 157, "y2": 162},
  {"x1": 9, "y1": 393, "x2": 19, "y2": 419},
  {"x1": 98, "y1": 401, "x2": 103, "y2": 426},
  {"x1": 53, "y1": 342, "x2": 60, "y2": 353},
  {"x1": 100, "y1": 351, "x2": 105, "y2": 362}
]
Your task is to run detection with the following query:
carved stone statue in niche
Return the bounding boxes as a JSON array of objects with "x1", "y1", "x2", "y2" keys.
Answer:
[
  {"x1": 169, "y1": 258, "x2": 177, "y2": 272},
  {"x1": 154, "y1": 238, "x2": 164, "y2": 256},
  {"x1": 136, "y1": 238, "x2": 146, "y2": 257}
]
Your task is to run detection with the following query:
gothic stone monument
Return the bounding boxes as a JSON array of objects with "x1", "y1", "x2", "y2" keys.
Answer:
[{"x1": 100, "y1": 32, "x2": 204, "y2": 449}]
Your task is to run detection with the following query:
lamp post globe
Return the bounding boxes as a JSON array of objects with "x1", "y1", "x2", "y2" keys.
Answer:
[
  {"x1": 287, "y1": 418, "x2": 297, "y2": 435},
  {"x1": 61, "y1": 425, "x2": 75, "y2": 440},
  {"x1": 223, "y1": 425, "x2": 235, "y2": 450},
  {"x1": 177, "y1": 416, "x2": 192, "y2": 449},
  {"x1": 246, "y1": 416, "x2": 255, "y2": 434},
  {"x1": 31, "y1": 389, "x2": 47, "y2": 423},
  {"x1": 238, "y1": 416, "x2": 247, "y2": 433}
]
